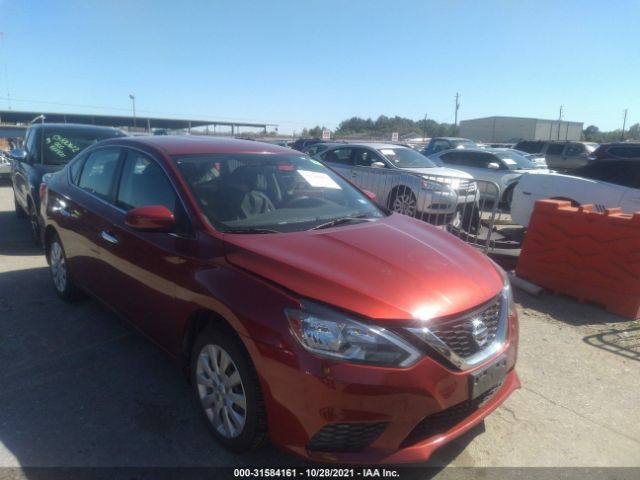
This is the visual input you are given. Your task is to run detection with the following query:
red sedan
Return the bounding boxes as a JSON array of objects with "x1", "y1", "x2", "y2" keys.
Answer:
[{"x1": 41, "y1": 136, "x2": 519, "y2": 463}]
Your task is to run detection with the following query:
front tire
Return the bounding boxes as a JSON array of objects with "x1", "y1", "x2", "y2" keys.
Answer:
[
  {"x1": 14, "y1": 192, "x2": 27, "y2": 218},
  {"x1": 389, "y1": 186, "x2": 418, "y2": 217},
  {"x1": 48, "y1": 234, "x2": 80, "y2": 301},
  {"x1": 191, "y1": 328, "x2": 267, "y2": 452}
]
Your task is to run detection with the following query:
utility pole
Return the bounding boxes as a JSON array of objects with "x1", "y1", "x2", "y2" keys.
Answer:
[
  {"x1": 621, "y1": 108, "x2": 628, "y2": 141},
  {"x1": 557, "y1": 105, "x2": 563, "y2": 141},
  {"x1": 454, "y1": 93, "x2": 460, "y2": 135},
  {"x1": 129, "y1": 94, "x2": 136, "y2": 129}
]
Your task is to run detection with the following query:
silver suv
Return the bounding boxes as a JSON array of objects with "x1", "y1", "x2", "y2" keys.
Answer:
[{"x1": 514, "y1": 140, "x2": 598, "y2": 171}]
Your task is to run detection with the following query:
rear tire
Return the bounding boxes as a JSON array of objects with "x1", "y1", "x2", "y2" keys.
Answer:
[
  {"x1": 48, "y1": 233, "x2": 80, "y2": 302},
  {"x1": 191, "y1": 327, "x2": 267, "y2": 453}
]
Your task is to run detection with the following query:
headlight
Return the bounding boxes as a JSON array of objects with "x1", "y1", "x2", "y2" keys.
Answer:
[
  {"x1": 420, "y1": 178, "x2": 448, "y2": 191},
  {"x1": 492, "y1": 260, "x2": 515, "y2": 317},
  {"x1": 286, "y1": 302, "x2": 421, "y2": 367}
]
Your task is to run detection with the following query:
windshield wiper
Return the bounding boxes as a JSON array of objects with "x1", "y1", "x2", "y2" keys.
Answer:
[
  {"x1": 311, "y1": 215, "x2": 376, "y2": 230},
  {"x1": 223, "y1": 228, "x2": 281, "y2": 234}
]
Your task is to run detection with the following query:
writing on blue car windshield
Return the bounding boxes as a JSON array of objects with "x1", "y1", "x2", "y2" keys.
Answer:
[
  {"x1": 173, "y1": 154, "x2": 385, "y2": 233},
  {"x1": 377, "y1": 147, "x2": 437, "y2": 168}
]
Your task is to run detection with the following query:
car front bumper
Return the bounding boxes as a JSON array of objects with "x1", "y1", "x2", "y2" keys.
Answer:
[{"x1": 245, "y1": 316, "x2": 519, "y2": 464}]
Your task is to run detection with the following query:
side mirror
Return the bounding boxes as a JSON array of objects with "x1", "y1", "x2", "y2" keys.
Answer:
[
  {"x1": 125, "y1": 205, "x2": 174, "y2": 231},
  {"x1": 10, "y1": 148, "x2": 28, "y2": 161},
  {"x1": 487, "y1": 162, "x2": 500, "y2": 169},
  {"x1": 363, "y1": 190, "x2": 377, "y2": 201},
  {"x1": 371, "y1": 161, "x2": 386, "y2": 168}
]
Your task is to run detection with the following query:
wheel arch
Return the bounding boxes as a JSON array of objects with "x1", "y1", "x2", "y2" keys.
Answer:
[
  {"x1": 43, "y1": 225, "x2": 58, "y2": 264},
  {"x1": 181, "y1": 308, "x2": 247, "y2": 379},
  {"x1": 387, "y1": 183, "x2": 416, "y2": 207}
]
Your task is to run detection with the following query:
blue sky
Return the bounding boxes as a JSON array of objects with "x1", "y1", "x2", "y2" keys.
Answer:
[{"x1": 1, "y1": 0, "x2": 639, "y2": 134}]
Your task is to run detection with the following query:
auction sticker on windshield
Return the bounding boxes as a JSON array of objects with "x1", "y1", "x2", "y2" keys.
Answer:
[{"x1": 297, "y1": 170, "x2": 341, "y2": 189}]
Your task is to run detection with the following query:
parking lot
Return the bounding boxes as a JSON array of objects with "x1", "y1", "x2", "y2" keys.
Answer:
[{"x1": 0, "y1": 178, "x2": 639, "y2": 470}]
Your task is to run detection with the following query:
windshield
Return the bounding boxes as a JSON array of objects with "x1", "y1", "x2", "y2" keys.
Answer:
[
  {"x1": 493, "y1": 150, "x2": 537, "y2": 170},
  {"x1": 173, "y1": 153, "x2": 384, "y2": 233},
  {"x1": 377, "y1": 147, "x2": 437, "y2": 168},
  {"x1": 42, "y1": 128, "x2": 124, "y2": 165}
]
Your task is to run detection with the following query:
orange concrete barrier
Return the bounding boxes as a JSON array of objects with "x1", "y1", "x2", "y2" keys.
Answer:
[{"x1": 516, "y1": 199, "x2": 640, "y2": 319}]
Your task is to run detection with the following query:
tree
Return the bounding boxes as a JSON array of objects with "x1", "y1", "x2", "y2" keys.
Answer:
[
  {"x1": 626, "y1": 123, "x2": 640, "y2": 140},
  {"x1": 583, "y1": 125, "x2": 600, "y2": 141}
]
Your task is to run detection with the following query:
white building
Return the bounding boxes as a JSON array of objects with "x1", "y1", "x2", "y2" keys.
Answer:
[{"x1": 459, "y1": 116, "x2": 583, "y2": 143}]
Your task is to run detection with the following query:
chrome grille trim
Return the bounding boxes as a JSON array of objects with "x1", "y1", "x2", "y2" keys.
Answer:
[{"x1": 407, "y1": 285, "x2": 510, "y2": 371}]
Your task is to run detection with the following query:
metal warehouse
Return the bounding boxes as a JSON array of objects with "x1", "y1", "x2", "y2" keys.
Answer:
[{"x1": 459, "y1": 116, "x2": 583, "y2": 143}]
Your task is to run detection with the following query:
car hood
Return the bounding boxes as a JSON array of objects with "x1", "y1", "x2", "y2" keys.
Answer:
[
  {"x1": 223, "y1": 214, "x2": 503, "y2": 321},
  {"x1": 399, "y1": 166, "x2": 474, "y2": 180}
]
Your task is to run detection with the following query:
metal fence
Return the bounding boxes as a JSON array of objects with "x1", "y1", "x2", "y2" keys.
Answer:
[{"x1": 342, "y1": 166, "x2": 502, "y2": 253}]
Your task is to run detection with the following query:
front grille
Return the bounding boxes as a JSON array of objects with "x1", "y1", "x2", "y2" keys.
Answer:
[
  {"x1": 400, "y1": 383, "x2": 502, "y2": 448},
  {"x1": 428, "y1": 297, "x2": 501, "y2": 358},
  {"x1": 455, "y1": 181, "x2": 477, "y2": 196},
  {"x1": 307, "y1": 422, "x2": 388, "y2": 452}
]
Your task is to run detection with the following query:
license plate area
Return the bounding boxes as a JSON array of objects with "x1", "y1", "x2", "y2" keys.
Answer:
[{"x1": 469, "y1": 354, "x2": 508, "y2": 400}]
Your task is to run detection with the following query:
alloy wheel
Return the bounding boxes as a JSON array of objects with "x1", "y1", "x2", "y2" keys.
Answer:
[
  {"x1": 50, "y1": 241, "x2": 67, "y2": 293},
  {"x1": 392, "y1": 192, "x2": 417, "y2": 217},
  {"x1": 196, "y1": 344, "x2": 247, "y2": 438}
]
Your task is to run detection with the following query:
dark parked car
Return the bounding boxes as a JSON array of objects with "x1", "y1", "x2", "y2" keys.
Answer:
[
  {"x1": 587, "y1": 142, "x2": 640, "y2": 162},
  {"x1": 290, "y1": 137, "x2": 325, "y2": 152},
  {"x1": 301, "y1": 141, "x2": 345, "y2": 157},
  {"x1": 41, "y1": 136, "x2": 519, "y2": 464},
  {"x1": 422, "y1": 137, "x2": 478, "y2": 156},
  {"x1": 10, "y1": 123, "x2": 126, "y2": 243},
  {"x1": 513, "y1": 140, "x2": 598, "y2": 171}
]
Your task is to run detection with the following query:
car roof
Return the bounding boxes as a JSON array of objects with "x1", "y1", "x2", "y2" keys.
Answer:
[
  {"x1": 98, "y1": 135, "x2": 296, "y2": 156},
  {"x1": 331, "y1": 143, "x2": 409, "y2": 150},
  {"x1": 30, "y1": 123, "x2": 125, "y2": 133},
  {"x1": 432, "y1": 137, "x2": 474, "y2": 141},
  {"x1": 434, "y1": 147, "x2": 489, "y2": 155}
]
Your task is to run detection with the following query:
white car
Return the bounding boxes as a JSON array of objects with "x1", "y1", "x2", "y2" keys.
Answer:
[{"x1": 511, "y1": 160, "x2": 640, "y2": 227}]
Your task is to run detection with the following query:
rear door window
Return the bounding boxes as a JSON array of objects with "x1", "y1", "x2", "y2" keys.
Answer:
[
  {"x1": 77, "y1": 148, "x2": 122, "y2": 201},
  {"x1": 609, "y1": 146, "x2": 640, "y2": 158},
  {"x1": 440, "y1": 151, "x2": 460, "y2": 164},
  {"x1": 321, "y1": 148, "x2": 354, "y2": 166},
  {"x1": 545, "y1": 143, "x2": 565, "y2": 155},
  {"x1": 458, "y1": 152, "x2": 499, "y2": 168},
  {"x1": 565, "y1": 143, "x2": 585, "y2": 156},
  {"x1": 432, "y1": 140, "x2": 451, "y2": 153}
]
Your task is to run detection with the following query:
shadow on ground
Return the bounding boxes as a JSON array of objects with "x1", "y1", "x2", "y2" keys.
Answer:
[
  {"x1": 583, "y1": 326, "x2": 640, "y2": 362},
  {"x1": 0, "y1": 210, "x2": 43, "y2": 256}
]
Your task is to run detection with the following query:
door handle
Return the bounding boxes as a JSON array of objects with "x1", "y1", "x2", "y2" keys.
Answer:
[
  {"x1": 351, "y1": 172, "x2": 357, "y2": 178},
  {"x1": 100, "y1": 230, "x2": 119, "y2": 245}
]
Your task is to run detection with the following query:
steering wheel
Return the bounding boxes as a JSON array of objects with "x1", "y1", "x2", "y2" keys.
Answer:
[{"x1": 240, "y1": 190, "x2": 276, "y2": 217}]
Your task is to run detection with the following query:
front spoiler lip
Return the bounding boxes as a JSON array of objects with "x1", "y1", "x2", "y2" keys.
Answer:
[{"x1": 282, "y1": 368, "x2": 520, "y2": 465}]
